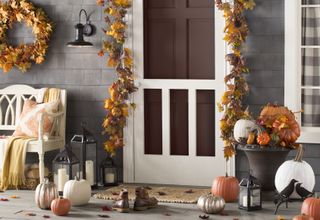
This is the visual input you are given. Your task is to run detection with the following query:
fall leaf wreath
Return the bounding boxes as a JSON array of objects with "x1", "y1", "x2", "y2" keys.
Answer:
[
  {"x1": 0, "y1": 0, "x2": 52, "y2": 73},
  {"x1": 97, "y1": 0, "x2": 137, "y2": 156},
  {"x1": 215, "y1": 0, "x2": 255, "y2": 160}
]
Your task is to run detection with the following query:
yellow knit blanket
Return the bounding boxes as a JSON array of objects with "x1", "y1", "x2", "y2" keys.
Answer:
[
  {"x1": 0, "y1": 88, "x2": 60, "y2": 190},
  {"x1": 0, "y1": 136, "x2": 34, "y2": 190}
]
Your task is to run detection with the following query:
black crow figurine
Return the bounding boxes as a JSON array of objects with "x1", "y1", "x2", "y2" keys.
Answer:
[
  {"x1": 296, "y1": 183, "x2": 314, "y2": 199},
  {"x1": 274, "y1": 179, "x2": 298, "y2": 214}
]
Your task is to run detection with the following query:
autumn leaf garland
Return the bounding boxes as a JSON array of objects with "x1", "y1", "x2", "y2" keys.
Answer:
[
  {"x1": 215, "y1": 0, "x2": 255, "y2": 160},
  {"x1": 98, "y1": 0, "x2": 137, "y2": 156},
  {"x1": 0, "y1": 0, "x2": 52, "y2": 73}
]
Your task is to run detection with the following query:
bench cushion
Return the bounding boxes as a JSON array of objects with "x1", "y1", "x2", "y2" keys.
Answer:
[{"x1": 13, "y1": 100, "x2": 59, "y2": 138}]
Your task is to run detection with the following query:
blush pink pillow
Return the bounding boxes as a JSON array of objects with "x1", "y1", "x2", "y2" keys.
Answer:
[{"x1": 13, "y1": 100, "x2": 59, "y2": 138}]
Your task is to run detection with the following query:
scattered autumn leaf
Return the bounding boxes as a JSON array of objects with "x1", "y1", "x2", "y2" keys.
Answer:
[
  {"x1": 43, "y1": 215, "x2": 50, "y2": 218},
  {"x1": 0, "y1": 198, "x2": 8, "y2": 201},
  {"x1": 199, "y1": 215, "x2": 209, "y2": 219},
  {"x1": 101, "y1": 206, "x2": 112, "y2": 211},
  {"x1": 184, "y1": 189, "x2": 194, "y2": 194},
  {"x1": 25, "y1": 213, "x2": 36, "y2": 216},
  {"x1": 10, "y1": 195, "x2": 19, "y2": 199},
  {"x1": 98, "y1": 214, "x2": 110, "y2": 218}
]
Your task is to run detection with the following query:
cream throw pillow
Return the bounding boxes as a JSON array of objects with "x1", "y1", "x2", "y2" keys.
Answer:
[{"x1": 13, "y1": 100, "x2": 59, "y2": 138}]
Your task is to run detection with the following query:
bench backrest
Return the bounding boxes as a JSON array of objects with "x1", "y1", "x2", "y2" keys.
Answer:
[{"x1": 0, "y1": 85, "x2": 67, "y2": 142}]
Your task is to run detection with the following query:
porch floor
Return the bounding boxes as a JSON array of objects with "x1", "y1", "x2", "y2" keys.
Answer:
[{"x1": 0, "y1": 190, "x2": 301, "y2": 220}]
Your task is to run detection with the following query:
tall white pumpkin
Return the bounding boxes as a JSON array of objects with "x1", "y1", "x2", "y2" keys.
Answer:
[
  {"x1": 233, "y1": 119, "x2": 258, "y2": 143},
  {"x1": 63, "y1": 178, "x2": 91, "y2": 206},
  {"x1": 275, "y1": 147, "x2": 315, "y2": 198}
]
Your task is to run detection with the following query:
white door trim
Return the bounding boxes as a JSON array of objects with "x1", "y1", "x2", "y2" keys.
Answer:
[{"x1": 123, "y1": 0, "x2": 235, "y2": 183}]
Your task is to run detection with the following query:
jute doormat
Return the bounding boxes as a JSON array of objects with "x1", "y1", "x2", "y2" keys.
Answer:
[{"x1": 93, "y1": 184, "x2": 211, "y2": 204}]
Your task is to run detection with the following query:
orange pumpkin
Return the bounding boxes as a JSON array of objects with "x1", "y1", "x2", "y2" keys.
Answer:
[
  {"x1": 211, "y1": 176, "x2": 239, "y2": 202},
  {"x1": 273, "y1": 117, "x2": 300, "y2": 144},
  {"x1": 259, "y1": 104, "x2": 295, "y2": 126},
  {"x1": 301, "y1": 198, "x2": 320, "y2": 220},
  {"x1": 51, "y1": 197, "x2": 71, "y2": 216},
  {"x1": 257, "y1": 132, "x2": 270, "y2": 145},
  {"x1": 293, "y1": 214, "x2": 314, "y2": 220}
]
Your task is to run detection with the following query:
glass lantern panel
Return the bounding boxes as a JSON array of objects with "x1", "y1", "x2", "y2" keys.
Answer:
[
  {"x1": 104, "y1": 167, "x2": 117, "y2": 184},
  {"x1": 53, "y1": 164, "x2": 71, "y2": 192},
  {"x1": 239, "y1": 187, "x2": 247, "y2": 207},
  {"x1": 250, "y1": 188, "x2": 261, "y2": 206}
]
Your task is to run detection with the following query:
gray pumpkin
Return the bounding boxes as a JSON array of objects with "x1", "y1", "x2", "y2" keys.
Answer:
[
  {"x1": 197, "y1": 194, "x2": 225, "y2": 214},
  {"x1": 35, "y1": 178, "x2": 58, "y2": 210}
]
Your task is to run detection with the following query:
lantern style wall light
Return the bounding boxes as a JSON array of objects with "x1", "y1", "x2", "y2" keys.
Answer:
[
  {"x1": 239, "y1": 173, "x2": 262, "y2": 211},
  {"x1": 67, "y1": 9, "x2": 95, "y2": 47},
  {"x1": 100, "y1": 156, "x2": 119, "y2": 186}
]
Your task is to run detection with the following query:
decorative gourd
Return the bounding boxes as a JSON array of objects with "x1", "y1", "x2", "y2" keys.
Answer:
[
  {"x1": 293, "y1": 214, "x2": 314, "y2": 220},
  {"x1": 63, "y1": 177, "x2": 91, "y2": 206},
  {"x1": 211, "y1": 176, "x2": 239, "y2": 202},
  {"x1": 301, "y1": 198, "x2": 320, "y2": 220},
  {"x1": 233, "y1": 119, "x2": 258, "y2": 143},
  {"x1": 257, "y1": 132, "x2": 270, "y2": 145},
  {"x1": 35, "y1": 178, "x2": 59, "y2": 210},
  {"x1": 273, "y1": 116, "x2": 300, "y2": 144},
  {"x1": 275, "y1": 147, "x2": 315, "y2": 198},
  {"x1": 197, "y1": 194, "x2": 225, "y2": 214},
  {"x1": 246, "y1": 132, "x2": 255, "y2": 145},
  {"x1": 51, "y1": 197, "x2": 71, "y2": 216}
]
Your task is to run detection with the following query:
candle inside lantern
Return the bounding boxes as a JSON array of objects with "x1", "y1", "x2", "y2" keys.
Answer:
[
  {"x1": 85, "y1": 160, "x2": 94, "y2": 186},
  {"x1": 58, "y1": 168, "x2": 68, "y2": 191},
  {"x1": 243, "y1": 195, "x2": 254, "y2": 207},
  {"x1": 105, "y1": 173, "x2": 115, "y2": 183}
]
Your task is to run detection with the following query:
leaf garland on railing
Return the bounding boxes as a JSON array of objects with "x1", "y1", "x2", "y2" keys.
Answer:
[
  {"x1": 215, "y1": 0, "x2": 255, "y2": 160},
  {"x1": 97, "y1": 0, "x2": 137, "y2": 156}
]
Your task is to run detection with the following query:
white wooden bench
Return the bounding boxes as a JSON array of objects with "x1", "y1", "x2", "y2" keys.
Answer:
[{"x1": 0, "y1": 85, "x2": 67, "y2": 183}]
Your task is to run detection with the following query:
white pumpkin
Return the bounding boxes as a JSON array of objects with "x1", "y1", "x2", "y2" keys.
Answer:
[
  {"x1": 275, "y1": 147, "x2": 315, "y2": 198},
  {"x1": 63, "y1": 178, "x2": 91, "y2": 206},
  {"x1": 233, "y1": 119, "x2": 258, "y2": 143}
]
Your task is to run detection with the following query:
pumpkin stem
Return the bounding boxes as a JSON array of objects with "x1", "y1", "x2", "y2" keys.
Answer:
[{"x1": 294, "y1": 145, "x2": 304, "y2": 162}]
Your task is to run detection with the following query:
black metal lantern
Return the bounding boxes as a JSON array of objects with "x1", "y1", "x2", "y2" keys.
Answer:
[
  {"x1": 239, "y1": 174, "x2": 262, "y2": 211},
  {"x1": 100, "y1": 156, "x2": 118, "y2": 186},
  {"x1": 71, "y1": 122, "x2": 98, "y2": 189},
  {"x1": 67, "y1": 9, "x2": 94, "y2": 47},
  {"x1": 53, "y1": 145, "x2": 80, "y2": 194}
]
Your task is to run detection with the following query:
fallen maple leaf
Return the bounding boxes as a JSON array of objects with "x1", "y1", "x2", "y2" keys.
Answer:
[
  {"x1": 101, "y1": 206, "x2": 112, "y2": 211},
  {"x1": 0, "y1": 198, "x2": 9, "y2": 201},
  {"x1": 25, "y1": 213, "x2": 36, "y2": 216},
  {"x1": 98, "y1": 214, "x2": 110, "y2": 218},
  {"x1": 199, "y1": 215, "x2": 209, "y2": 219},
  {"x1": 10, "y1": 195, "x2": 19, "y2": 199},
  {"x1": 43, "y1": 215, "x2": 50, "y2": 218}
]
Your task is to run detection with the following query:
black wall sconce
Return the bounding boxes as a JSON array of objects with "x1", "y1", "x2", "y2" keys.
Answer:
[{"x1": 67, "y1": 9, "x2": 95, "y2": 47}]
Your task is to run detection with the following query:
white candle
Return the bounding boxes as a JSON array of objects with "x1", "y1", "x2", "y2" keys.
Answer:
[
  {"x1": 243, "y1": 196, "x2": 253, "y2": 207},
  {"x1": 58, "y1": 168, "x2": 67, "y2": 191},
  {"x1": 85, "y1": 160, "x2": 94, "y2": 186},
  {"x1": 105, "y1": 173, "x2": 115, "y2": 183}
]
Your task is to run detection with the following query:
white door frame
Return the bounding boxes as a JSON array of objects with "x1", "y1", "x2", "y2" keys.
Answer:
[{"x1": 123, "y1": 0, "x2": 235, "y2": 183}]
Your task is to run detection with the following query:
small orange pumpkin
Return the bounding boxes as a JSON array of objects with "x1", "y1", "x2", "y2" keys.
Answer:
[
  {"x1": 211, "y1": 176, "x2": 239, "y2": 202},
  {"x1": 51, "y1": 197, "x2": 71, "y2": 216},
  {"x1": 257, "y1": 132, "x2": 270, "y2": 145},
  {"x1": 293, "y1": 214, "x2": 314, "y2": 220},
  {"x1": 301, "y1": 198, "x2": 320, "y2": 220}
]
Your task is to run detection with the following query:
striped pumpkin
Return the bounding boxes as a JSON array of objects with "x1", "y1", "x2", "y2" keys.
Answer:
[{"x1": 35, "y1": 178, "x2": 59, "y2": 210}]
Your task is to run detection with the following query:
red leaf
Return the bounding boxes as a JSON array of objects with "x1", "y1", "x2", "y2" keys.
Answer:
[
  {"x1": 98, "y1": 214, "x2": 110, "y2": 218},
  {"x1": 25, "y1": 213, "x2": 36, "y2": 216},
  {"x1": 101, "y1": 206, "x2": 112, "y2": 211},
  {"x1": 43, "y1": 215, "x2": 50, "y2": 218},
  {"x1": 184, "y1": 189, "x2": 194, "y2": 194},
  {"x1": 0, "y1": 198, "x2": 8, "y2": 201},
  {"x1": 199, "y1": 215, "x2": 209, "y2": 219}
]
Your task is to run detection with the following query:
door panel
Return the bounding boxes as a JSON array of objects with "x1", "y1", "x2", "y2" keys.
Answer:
[
  {"x1": 170, "y1": 90, "x2": 189, "y2": 155},
  {"x1": 144, "y1": 0, "x2": 214, "y2": 79},
  {"x1": 144, "y1": 89, "x2": 163, "y2": 155}
]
